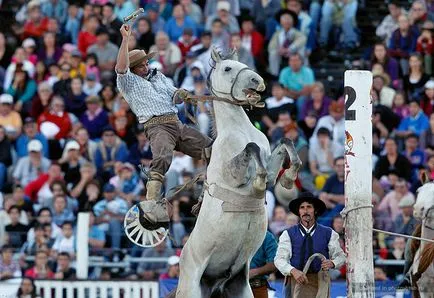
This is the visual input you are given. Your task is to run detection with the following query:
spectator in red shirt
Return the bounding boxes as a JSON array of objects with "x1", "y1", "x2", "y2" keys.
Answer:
[
  {"x1": 77, "y1": 15, "x2": 99, "y2": 57},
  {"x1": 23, "y1": 1, "x2": 49, "y2": 40},
  {"x1": 416, "y1": 21, "x2": 434, "y2": 75},
  {"x1": 24, "y1": 250, "x2": 55, "y2": 279},
  {"x1": 37, "y1": 96, "x2": 72, "y2": 141},
  {"x1": 177, "y1": 28, "x2": 200, "y2": 59},
  {"x1": 240, "y1": 16, "x2": 265, "y2": 63}
]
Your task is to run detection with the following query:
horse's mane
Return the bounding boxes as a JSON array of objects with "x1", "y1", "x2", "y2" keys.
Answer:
[
  {"x1": 410, "y1": 224, "x2": 422, "y2": 258},
  {"x1": 418, "y1": 242, "x2": 434, "y2": 275}
]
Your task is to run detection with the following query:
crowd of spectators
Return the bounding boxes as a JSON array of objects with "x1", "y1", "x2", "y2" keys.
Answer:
[{"x1": 0, "y1": 0, "x2": 429, "y2": 288}]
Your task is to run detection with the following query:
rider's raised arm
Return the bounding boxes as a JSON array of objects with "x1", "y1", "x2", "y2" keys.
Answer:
[{"x1": 115, "y1": 24, "x2": 131, "y2": 74}]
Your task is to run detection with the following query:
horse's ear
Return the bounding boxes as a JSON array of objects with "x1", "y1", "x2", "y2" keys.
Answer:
[
  {"x1": 211, "y1": 47, "x2": 221, "y2": 63},
  {"x1": 230, "y1": 48, "x2": 239, "y2": 61},
  {"x1": 420, "y1": 169, "x2": 430, "y2": 185}
]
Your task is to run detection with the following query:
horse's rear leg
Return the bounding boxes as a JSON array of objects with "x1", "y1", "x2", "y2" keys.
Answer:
[
  {"x1": 267, "y1": 138, "x2": 302, "y2": 189},
  {"x1": 226, "y1": 142, "x2": 267, "y2": 193},
  {"x1": 223, "y1": 264, "x2": 254, "y2": 298}
]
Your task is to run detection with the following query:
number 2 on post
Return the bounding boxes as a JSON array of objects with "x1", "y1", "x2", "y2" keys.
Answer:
[{"x1": 344, "y1": 86, "x2": 356, "y2": 121}]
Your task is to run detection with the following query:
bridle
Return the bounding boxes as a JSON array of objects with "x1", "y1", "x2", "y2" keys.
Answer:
[{"x1": 422, "y1": 206, "x2": 434, "y2": 231}]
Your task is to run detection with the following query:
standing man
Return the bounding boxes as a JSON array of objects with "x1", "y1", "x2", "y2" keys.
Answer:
[
  {"x1": 274, "y1": 192, "x2": 345, "y2": 297},
  {"x1": 249, "y1": 230, "x2": 278, "y2": 298},
  {"x1": 115, "y1": 24, "x2": 213, "y2": 230}
]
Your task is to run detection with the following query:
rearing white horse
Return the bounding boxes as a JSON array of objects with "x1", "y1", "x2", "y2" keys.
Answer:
[{"x1": 172, "y1": 48, "x2": 302, "y2": 297}]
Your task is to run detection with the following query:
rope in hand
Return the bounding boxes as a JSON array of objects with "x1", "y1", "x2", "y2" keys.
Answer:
[{"x1": 340, "y1": 204, "x2": 434, "y2": 243}]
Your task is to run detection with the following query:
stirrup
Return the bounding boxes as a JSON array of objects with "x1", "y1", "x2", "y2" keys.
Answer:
[{"x1": 124, "y1": 202, "x2": 169, "y2": 248}]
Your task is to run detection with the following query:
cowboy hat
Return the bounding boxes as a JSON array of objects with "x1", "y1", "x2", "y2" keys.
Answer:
[
  {"x1": 275, "y1": 9, "x2": 299, "y2": 28},
  {"x1": 372, "y1": 70, "x2": 391, "y2": 86},
  {"x1": 288, "y1": 191, "x2": 327, "y2": 217},
  {"x1": 129, "y1": 49, "x2": 156, "y2": 68}
]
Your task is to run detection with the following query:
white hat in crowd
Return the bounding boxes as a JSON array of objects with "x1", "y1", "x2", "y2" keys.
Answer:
[{"x1": 27, "y1": 139, "x2": 43, "y2": 153}]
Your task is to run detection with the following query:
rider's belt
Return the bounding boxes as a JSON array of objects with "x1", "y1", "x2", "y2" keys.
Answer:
[
  {"x1": 143, "y1": 114, "x2": 178, "y2": 129},
  {"x1": 249, "y1": 278, "x2": 268, "y2": 288}
]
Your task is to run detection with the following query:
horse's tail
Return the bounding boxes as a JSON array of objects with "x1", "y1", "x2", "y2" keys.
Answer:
[
  {"x1": 410, "y1": 224, "x2": 422, "y2": 258},
  {"x1": 417, "y1": 242, "x2": 434, "y2": 277}
]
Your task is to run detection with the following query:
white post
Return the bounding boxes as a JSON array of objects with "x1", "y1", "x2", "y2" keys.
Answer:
[
  {"x1": 344, "y1": 71, "x2": 374, "y2": 297},
  {"x1": 76, "y1": 212, "x2": 89, "y2": 279}
]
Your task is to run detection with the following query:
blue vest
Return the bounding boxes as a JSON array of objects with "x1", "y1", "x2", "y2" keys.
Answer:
[{"x1": 287, "y1": 224, "x2": 332, "y2": 273}]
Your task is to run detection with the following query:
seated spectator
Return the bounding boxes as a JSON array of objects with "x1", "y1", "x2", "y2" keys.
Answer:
[
  {"x1": 298, "y1": 110, "x2": 318, "y2": 141},
  {"x1": 230, "y1": 33, "x2": 255, "y2": 70},
  {"x1": 114, "y1": 0, "x2": 136, "y2": 21},
  {"x1": 269, "y1": 11, "x2": 306, "y2": 77},
  {"x1": 87, "y1": 27, "x2": 119, "y2": 81},
  {"x1": 94, "y1": 126, "x2": 129, "y2": 181},
  {"x1": 27, "y1": 208, "x2": 62, "y2": 241},
  {"x1": 44, "y1": 180, "x2": 78, "y2": 213},
  {"x1": 137, "y1": 240, "x2": 175, "y2": 280},
  {"x1": 51, "y1": 196, "x2": 75, "y2": 227},
  {"x1": 71, "y1": 163, "x2": 100, "y2": 210},
  {"x1": 77, "y1": 15, "x2": 99, "y2": 57},
  {"x1": 99, "y1": 84, "x2": 118, "y2": 113},
  {"x1": 374, "y1": 138, "x2": 412, "y2": 182},
  {"x1": 145, "y1": 4, "x2": 166, "y2": 34},
  {"x1": 60, "y1": 140, "x2": 87, "y2": 188},
  {"x1": 331, "y1": 214, "x2": 344, "y2": 240},
  {"x1": 240, "y1": 16, "x2": 264, "y2": 65},
  {"x1": 16, "y1": 117, "x2": 49, "y2": 158},
  {"x1": 393, "y1": 193, "x2": 419, "y2": 235},
  {"x1": 396, "y1": 100, "x2": 430, "y2": 140},
  {"x1": 135, "y1": 17, "x2": 155, "y2": 53},
  {"x1": 319, "y1": 0, "x2": 359, "y2": 50},
  {"x1": 0, "y1": 245, "x2": 22, "y2": 280},
  {"x1": 13, "y1": 140, "x2": 51, "y2": 187},
  {"x1": 269, "y1": 206, "x2": 291, "y2": 236},
  {"x1": 309, "y1": 128, "x2": 342, "y2": 189},
  {"x1": 180, "y1": 0, "x2": 202, "y2": 25},
  {"x1": 20, "y1": 224, "x2": 54, "y2": 263},
  {"x1": 51, "y1": 221, "x2": 76, "y2": 259},
  {"x1": 300, "y1": 81, "x2": 332, "y2": 120},
  {"x1": 165, "y1": 4, "x2": 197, "y2": 43},
  {"x1": 80, "y1": 95, "x2": 110, "y2": 141},
  {"x1": 100, "y1": 3, "x2": 123, "y2": 45},
  {"x1": 6, "y1": 65, "x2": 37, "y2": 114},
  {"x1": 128, "y1": 126, "x2": 152, "y2": 171},
  {"x1": 421, "y1": 80, "x2": 434, "y2": 116},
  {"x1": 374, "y1": 266, "x2": 390, "y2": 281},
  {"x1": 385, "y1": 237, "x2": 406, "y2": 278},
  {"x1": 16, "y1": 277, "x2": 37, "y2": 297},
  {"x1": 177, "y1": 28, "x2": 200, "y2": 59},
  {"x1": 0, "y1": 94, "x2": 23, "y2": 140},
  {"x1": 93, "y1": 183, "x2": 128, "y2": 250},
  {"x1": 318, "y1": 157, "x2": 345, "y2": 227},
  {"x1": 3, "y1": 48, "x2": 36, "y2": 92},
  {"x1": 403, "y1": 133, "x2": 425, "y2": 181},
  {"x1": 0, "y1": 126, "x2": 12, "y2": 190},
  {"x1": 205, "y1": 1, "x2": 240, "y2": 34},
  {"x1": 64, "y1": 77, "x2": 87, "y2": 118},
  {"x1": 83, "y1": 74, "x2": 102, "y2": 96},
  {"x1": 5, "y1": 206, "x2": 29, "y2": 248},
  {"x1": 31, "y1": 82, "x2": 54, "y2": 119},
  {"x1": 409, "y1": 0, "x2": 434, "y2": 32},
  {"x1": 159, "y1": 255, "x2": 180, "y2": 280},
  {"x1": 416, "y1": 21, "x2": 434, "y2": 75},
  {"x1": 376, "y1": 1, "x2": 405, "y2": 46},
  {"x1": 419, "y1": 112, "x2": 434, "y2": 156},
  {"x1": 69, "y1": 50, "x2": 87, "y2": 79},
  {"x1": 388, "y1": 15, "x2": 419, "y2": 76},
  {"x1": 372, "y1": 71, "x2": 396, "y2": 108},
  {"x1": 24, "y1": 163, "x2": 63, "y2": 205},
  {"x1": 263, "y1": 84, "x2": 296, "y2": 136},
  {"x1": 110, "y1": 162, "x2": 144, "y2": 204},
  {"x1": 23, "y1": 1, "x2": 49, "y2": 40},
  {"x1": 204, "y1": 0, "x2": 240, "y2": 19},
  {"x1": 25, "y1": 250, "x2": 54, "y2": 279},
  {"x1": 377, "y1": 178, "x2": 415, "y2": 223},
  {"x1": 392, "y1": 92, "x2": 410, "y2": 121},
  {"x1": 403, "y1": 53, "x2": 430, "y2": 101},
  {"x1": 149, "y1": 31, "x2": 182, "y2": 77},
  {"x1": 37, "y1": 32, "x2": 63, "y2": 66},
  {"x1": 251, "y1": 0, "x2": 280, "y2": 34},
  {"x1": 88, "y1": 211, "x2": 105, "y2": 253},
  {"x1": 53, "y1": 252, "x2": 76, "y2": 280}
]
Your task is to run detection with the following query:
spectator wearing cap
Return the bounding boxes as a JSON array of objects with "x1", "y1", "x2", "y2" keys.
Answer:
[
  {"x1": 230, "y1": 33, "x2": 255, "y2": 70},
  {"x1": 13, "y1": 139, "x2": 51, "y2": 187},
  {"x1": 0, "y1": 94, "x2": 22, "y2": 140},
  {"x1": 23, "y1": 0, "x2": 49, "y2": 40},
  {"x1": 421, "y1": 80, "x2": 434, "y2": 115},
  {"x1": 79, "y1": 95, "x2": 109, "y2": 139},
  {"x1": 177, "y1": 28, "x2": 200, "y2": 58},
  {"x1": 310, "y1": 99, "x2": 345, "y2": 150},
  {"x1": 300, "y1": 82, "x2": 331, "y2": 120},
  {"x1": 128, "y1": 126, "x2": 153, "y2": 171},
  {"x1": 6, "y1": 65, "x2": 37, "y2": 113},
  {"x1": 59, "y1": 140, "x2": 87, "y2": 187},
  {"x1": 114, "y1": 0, "x2": 137, "y2": 22},
  {"x1": 159, "y1": 255, "x2": 180, "y2": 280},
  {"x1": 149, "y1": 31, "x2": 182, "y2": 77},
  {"x1": 145, "y1": 4, "x2": 166, "y2": 34},
  {"x1": 87, "y1": 27, "x2": 119, "y2": 81},
  {"x1": 180, "y1": 0, "x2": 203, "y2": 25},
  {"x1": 268, "y1": 11, "x2": 307, "y2": 77},
  {"x1": 204, "y1": 0, "x2": 240, "y2": 19},
  {"x1": 274, "y1": 192, "x2": 345, "y2": 297},
  {"x1": 83, "y1": 73, "x2": 103, "y2": 96},
  {"x1": 396, "y1": 100, "x2": 430, "y2": 138},
  {"x1": 93, "y1": 183, "x2": 128, "y2": 250},
  {"x1": 371, "y1": 71, "x2": 396, "y2": 108},
  {"x1": 22, "y1": 38, "x2": 38, "y2": 66},
  {"x1": 109, "y1": 162, "x2": 144, "y2": 202},
  {"x1": 94, "y1": 126, "x2": 129, "y2": 181},
  {"x1": 205, "y1": 1, "x2": 240, "y2": 34},
  {"x1": 164, "y1": 4, "x2": 197, "y2": 43},
  {"x1": 136, "y1": 18, "x2": 155, "y2": 53},
  {"x1": 393, "y1": 194, "x2": 419, "y2": 236},
  {"x1": 77, "y1": 15, "x2": 99, "y2": 57},
  {"x1": 16, "y1": 116, "x2": 49, "y2": 158},
  {"x1": 101, "y1": 3, "x2": 123, "y2": 45},
  {"x1": 0, "y1": 126, "x2": 12, "y2": 190},
  {"x1": 3, "y1": 48, "x2": 35, "y2": 92},
  {"x1": 41, "y1": 0, "x2": 68, "y2": 27}
]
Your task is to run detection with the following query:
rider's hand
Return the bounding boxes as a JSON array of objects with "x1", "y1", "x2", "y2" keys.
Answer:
[
  {"x1": 120, "y1": 24, "x2": 131, "y2": 39},
  {"x1": 321, "y1": 259, "x2": 335, "y2": 271},
  {"x1": 290, "y1": 268, "x2": 308, "y2": 285}
]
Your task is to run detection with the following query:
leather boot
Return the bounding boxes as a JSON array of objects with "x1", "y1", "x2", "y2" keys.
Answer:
[{"x1": 145, "y1": 172, "x2": 164, "y2": 201}]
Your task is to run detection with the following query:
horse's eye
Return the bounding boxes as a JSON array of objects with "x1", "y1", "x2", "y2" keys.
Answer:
[{"x1": 224, "y1": 67, "x2": 231, "y2": 72}]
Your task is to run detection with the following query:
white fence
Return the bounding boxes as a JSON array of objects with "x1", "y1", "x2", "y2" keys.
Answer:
[{"x1": 1, "y1": 279, "x2": 159, "y2": 298}]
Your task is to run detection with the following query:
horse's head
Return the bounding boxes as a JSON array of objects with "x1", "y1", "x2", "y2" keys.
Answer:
[
  {"x1": 414, "y1": 182, "x2": 434, "y2": 222},
  {"x1": 209, "y1": 47, "x2": 265, "y2": 104}
]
